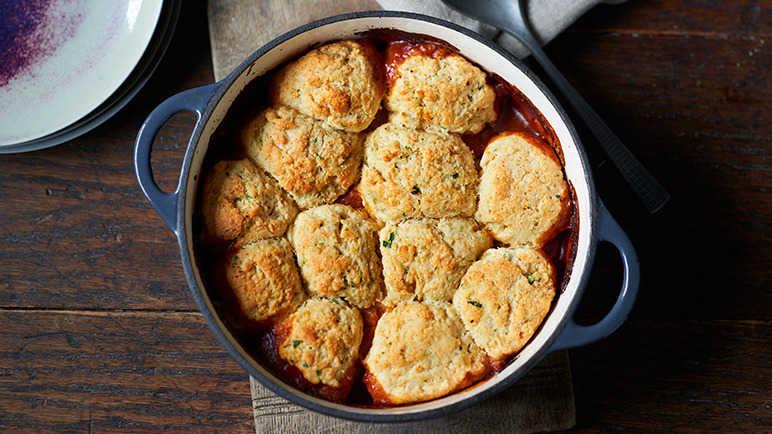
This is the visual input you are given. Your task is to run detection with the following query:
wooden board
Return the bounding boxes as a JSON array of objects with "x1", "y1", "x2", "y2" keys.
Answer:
[
  {"x1": 1, "y1": 310, "x2": 768, "y2": 432},
  {"x1": 0, "y1": 0, "x2": 769, "y2": 432}
]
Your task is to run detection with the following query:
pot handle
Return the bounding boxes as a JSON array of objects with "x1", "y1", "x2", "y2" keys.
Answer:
[
  {"x1": 550, "y1": 201, "x2": 640, "y2": 351},
  {"x1": 134, "y1": 83, "x2": 219, "y2": 234}
]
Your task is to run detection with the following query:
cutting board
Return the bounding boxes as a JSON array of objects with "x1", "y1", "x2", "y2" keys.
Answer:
[{"x1": 206, "y1": 1, "x2": 576, "y2": 432}]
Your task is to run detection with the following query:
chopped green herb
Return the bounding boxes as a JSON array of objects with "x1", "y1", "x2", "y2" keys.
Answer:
[
  {"x1": 527, "y1": 274, "x2": 539, "y2": 285},
  {"x1": 477, "y1": 84, "x2": 483, "y2": 91},
  {"x1": 410, "y1": 185, "x2": 421, "y2": 195},
  {"x1": 316, "y1": 370, "x2": 322, "y2": 377},
  {"x1": 382, "y1": 232, "x2": 395, "y2": 248},
  {"x1": 292, "y1": 340, "x2": 302, "y2": 348},
  {"x1": 314, "y1": 241, "x2": 325, "y2": 248},
  {"x1": 451, "y1": 173, "x2": 459, "y2": 179},
  {"x1": 468, "y1": 300, "x2": 482, "y2": 308},
  {"x1": 231, "y1": 255, "x2": 239, "y2": 263},
  {"x1": 302, "y1": 362, "x2": 309, "y2": 368},
  {"x1": 554, "y1": 194, "x2": 561, "y2": 199}
]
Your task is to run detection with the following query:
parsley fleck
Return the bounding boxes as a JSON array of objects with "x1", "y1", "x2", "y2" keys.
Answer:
[
  {"x1": 468, "y1": 300, "x2": 482, "y2": 308},
  {"x1": 410, "y1": 185, "x2": 421, "y2": 195},
  {"x1": 292, "y1": 340, "x2": 302, "y2": 348},
  {"x1": 527, "y1": 274, "x2": 539, "y2": 285},
  {"x1": 316, "y1": 370, "x2": 322, "y2": 377},
  {"x1": 451, "y1": 173, "x2": 459, "y2": 179},
  {"x1": 382, "y1": 232, "x2": 395, "y2": 248},
  {"x1": 302, "y1": 362, "x2": 309, "y2": 368}
]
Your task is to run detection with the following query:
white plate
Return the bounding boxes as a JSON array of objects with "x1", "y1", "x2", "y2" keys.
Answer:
[{"x1": 0, "y1": 0, "x2": 163, "y2": 146}]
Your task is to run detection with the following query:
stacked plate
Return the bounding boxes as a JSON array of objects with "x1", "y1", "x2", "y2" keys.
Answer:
[{"x1": 0, "y1": 0, "x2": 180, "y2": 153}]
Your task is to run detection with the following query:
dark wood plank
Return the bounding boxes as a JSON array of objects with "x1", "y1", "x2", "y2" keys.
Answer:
[
  {"x1": 0, "y1": 16, "x2": 769, "y2": 317},
  {"x1": 573, "y1": 0, "x2": 769, "y2": 36},
  {"x1": 0, "y1": 1, "x2": 769, "y2": 432},
  {"x1": 0, "y1": 310, "x2": 253, "y2": 433},
  {"x1": 0, "y1": 311, "x2": 767, "y2": 432},
  {"x1": 571, "y1": 319, "x2": 772, "y2": 432}
]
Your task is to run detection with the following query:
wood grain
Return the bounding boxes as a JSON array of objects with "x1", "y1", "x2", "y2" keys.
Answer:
[
  {"x1": 571, "y1": 319, "x2": 772, "y2": 431},
  {"x1": 0, "y1": 0, "x2": 769, "y2": 432},
  {"x1": 0, "y1": 314, "x2": 767, "y2": 432},
  {"x1": 571, "y1": 0, "x2": 769, "y2": 36},
  {"x1": 0, "y1": 309, "x2": 253, "y2": 433}
]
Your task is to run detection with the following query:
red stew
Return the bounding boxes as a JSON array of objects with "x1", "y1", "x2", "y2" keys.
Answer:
[{"x1": 195, "y1": 29, "x2": 578, "y2": 407}]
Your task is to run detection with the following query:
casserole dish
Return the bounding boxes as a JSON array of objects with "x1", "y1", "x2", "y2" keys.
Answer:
[{"x1": 134, "y1": 11, "x2": 639, "y2": 422}]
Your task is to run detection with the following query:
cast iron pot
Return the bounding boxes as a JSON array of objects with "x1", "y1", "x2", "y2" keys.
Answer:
[{"x1": 134, "y1": 11, "x2": 639, "y2": 422}]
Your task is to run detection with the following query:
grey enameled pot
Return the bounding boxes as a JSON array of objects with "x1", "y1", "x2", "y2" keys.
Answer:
[{"x1": 134, "y1": 11, "x2": 639, "y2": 422}]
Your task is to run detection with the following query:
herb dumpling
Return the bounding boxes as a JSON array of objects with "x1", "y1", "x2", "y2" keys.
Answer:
[
  {"x1": 453, "y1": 247, "x2": 556, "y2": 360},
  {"x1": 272, "y1": 40, "x2": 385, "y2": 133},
  {"x1": 379, "y1": 218, "x2": 491, "y2": 305},
  {"x1": 225, "y1": 238, "x2": 305, "y2": 323},
  {"x1": 364, "y1": 301, "x2": 488, "y2": 405},
  {"x1": 241, "y1": 106, "x2": 364, "y2": 209},
  {"x1": 476, "y1": 132, "x2": 569, "y2": 247},
  {"x1": 277, "y1": 298, "x2": 363, "y2": 389},
  {"x1": 288, "y1": 204, "x2": 383, "y2": 308},
  {"x1": 200, "y1": 159, "x2": 297, "y2": 243},
  {"x1": 359, "y1": 123, "x2": 478, "y2": 224},
  {"x1": 386, "y1": 51, "x2": 496, "y2": 134}
]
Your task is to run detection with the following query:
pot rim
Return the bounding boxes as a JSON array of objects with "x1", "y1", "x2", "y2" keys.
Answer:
[{"x1": 176, "y1": 10, "x2": 598, "y2": 422}]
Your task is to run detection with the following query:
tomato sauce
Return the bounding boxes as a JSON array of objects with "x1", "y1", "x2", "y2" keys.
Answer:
[{"x1": 194, "y1": 29, "x2": 578, "y2": 408}]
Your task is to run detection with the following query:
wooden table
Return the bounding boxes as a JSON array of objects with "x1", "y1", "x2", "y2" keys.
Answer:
[{"x1": 0, "y1": 1, "x2": 769, "y2": 432}]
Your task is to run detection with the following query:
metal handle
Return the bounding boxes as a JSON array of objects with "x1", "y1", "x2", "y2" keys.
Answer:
[
  {"x1": 133, "y1": 83, "x2": 219, "y2": 234},
  {"x1": 550, "y1": 201, "x2": 640, "y2": 351}
]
